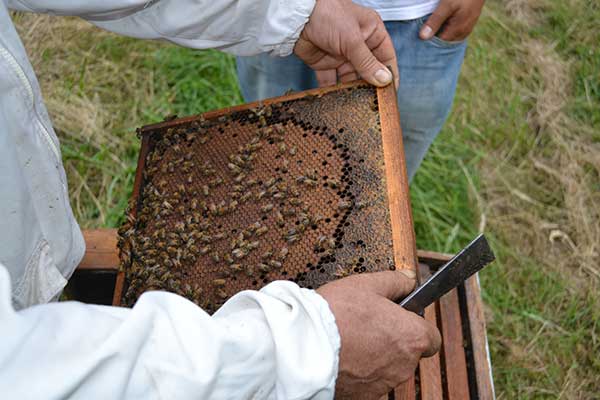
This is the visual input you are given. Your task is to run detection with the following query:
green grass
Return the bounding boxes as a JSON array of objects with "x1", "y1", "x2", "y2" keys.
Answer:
[{"x1": 12, "y1": 0, "x2": 599, "y2": 397}]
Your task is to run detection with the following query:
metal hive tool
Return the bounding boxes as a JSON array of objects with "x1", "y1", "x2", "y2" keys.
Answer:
[{"x1": 117, "y1": 81, "x2": 413, "y2": 314}]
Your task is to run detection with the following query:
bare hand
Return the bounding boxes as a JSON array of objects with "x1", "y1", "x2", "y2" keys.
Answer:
[
  {"x1": 419, "y1": 0, "x2": 485, "y2": 42},
  {"x1": 317, "y1": 270, "x2": 441, "y2": 399},
  {"x1": 294, "y1": 0, "x2": 399, "y2": 88}
]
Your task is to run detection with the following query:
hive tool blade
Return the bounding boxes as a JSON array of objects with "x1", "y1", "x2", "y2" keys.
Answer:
[{"x1": 400, "y1": 234, "x2": 495, "y2": 313}]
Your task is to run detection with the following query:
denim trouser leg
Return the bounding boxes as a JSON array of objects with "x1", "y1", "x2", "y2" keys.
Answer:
[{"x1": 236, "y1": 16, "x2": 467, "y2": 181}]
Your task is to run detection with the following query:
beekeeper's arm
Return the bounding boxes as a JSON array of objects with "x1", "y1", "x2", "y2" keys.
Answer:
[
  {"x1": 8, "y1": 0, "x2": 398, "y2": 87},
  {"x1": 1, "y1": 263, "x2": 440, "y2": 399},
  {"x1": 0, "y1": 264, "x2": 340, "y2": 399}
]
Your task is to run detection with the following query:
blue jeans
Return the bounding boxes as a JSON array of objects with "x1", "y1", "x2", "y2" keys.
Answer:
[{"x1": 236, "y1": 16, "x2": 467, "y2": 181}]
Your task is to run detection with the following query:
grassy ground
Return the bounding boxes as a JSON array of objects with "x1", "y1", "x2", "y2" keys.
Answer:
[{"x1": 12, "y1": 0, "x2": 599, "y2": 397}]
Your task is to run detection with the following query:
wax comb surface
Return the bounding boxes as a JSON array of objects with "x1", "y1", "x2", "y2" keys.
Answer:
[{"x1": 117, "y1": 82, "x2": 401, "y2": 313}]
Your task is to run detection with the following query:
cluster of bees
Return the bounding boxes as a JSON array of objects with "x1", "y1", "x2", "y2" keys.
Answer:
[{"x1": 118, "y1": 104, "x2": 361, "y2": 310}]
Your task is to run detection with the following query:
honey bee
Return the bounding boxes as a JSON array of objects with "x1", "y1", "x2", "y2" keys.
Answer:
[
  {"x1": 217, "y1": 201, "x2": 227, "y2": 216},
  {"x1": 202, "y1": 185, "x2": 210, "y2": 196},
  {"x1": 209, "y1": 177, "x2": 223, "y2": 187},
  {"x1": 213, "y1": 278, "x2": 226, "y2": 287},
  {"x1": 264, "y1": 178, "x2": 276, "y2": 188},
  {"x1": 200, "y1": 245, "x2": 211, "y2": 255},
  {"x1": 258, "y1": 263, "x2": 270, "y2": 273},
  {"x1": 199, "y1": 221, "x2": 211, "y2": 231},
  {"x1": 232, "y1": 248, "x2": 248, "y2": 259},
  {"x1": 269, "y1": 260, "x2": 282, "y2": 269},
  {"x1": 286, "y1": 234, "x2": 299, "y2": 244},
  {"x1": 275, "y1": 211, "x2": 285, "y2": 228},
  {"x1": 234, "y1": 173, "x2": 247, "y2": 183},
  {"x1": 261, "y1": 203, "x2": 274, "y2": 213},
  {"x1": 278, "y1": 143, "x2": 287, "y2": 154},
  {"x1": 224, "y1": 254, "x2": 234, "y2": 264},
  {"x1": 278, "y1": 247, "x2": 289, "y2": 260},
  {"x1": 240, "y1": 192, "x2": 252, "y2": 203},
  {"x1": 289, "y1": 146, "x2": 297, "y2": 156},
  {"x1": 334, "y1": 265, "x2": 350, "y2": 278},
  {"x1": 255, "y1": 226, "x2": 269, "y2": 236},
  {"x1": 316, "y1": 235, "x2": 327, "y2": 249},
  {"x1": 245, "y1": 265, "x2": 255, "y2": 277},
  {"x1": 282, "y1": 208, "x2": 296, "y2": 217},
  {"x1": 289, "y1": 198, "x2": 302, "y2": 207},
  {"x1": 356, "y1": 201, "x2": 368, "y2": 210},
  {"x1": 214, "y1": 232, "x2": 227, "y2": 241},
  {"x1": 249, "y1": 142, "x2": 263, "y2": 151},
  {"x1": 210, "y1": 252, "x2": 220, "y2": 263},
  {"x1": 327, "y1": 179, "x2": 340, "y2": 189},
  {"x1": 338, "y1": 200, "x2": 352, "y2": 210},
  {"x1": 229, "y1": 264, "x2": 243, "y2": 273},
  {"x1": 256, "y1": 190, "x2": 267, "y2": 200},
  {"x1": 261, "y1": 250, "x2": 273, "y2": 259},
  {"x1": 228, "y1": 163, "x2": 242, "y2": 174},
  {"x1": 248, "y1": 241, "x2": 260, "y2": 250}
]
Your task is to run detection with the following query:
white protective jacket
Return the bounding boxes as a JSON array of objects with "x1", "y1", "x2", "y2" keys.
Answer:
[{"x1": 0, "y1": 1, "x2": 341, "y2": 398}]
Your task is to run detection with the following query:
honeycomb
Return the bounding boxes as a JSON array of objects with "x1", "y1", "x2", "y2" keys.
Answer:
[{"x1": 117, "y1": 83, "x2": 398, "y2": 313}]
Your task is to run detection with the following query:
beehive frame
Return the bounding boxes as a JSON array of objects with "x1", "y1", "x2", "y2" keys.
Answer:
[{"x1": 115, "y1": 81, "x2": 417, "y2": 313}]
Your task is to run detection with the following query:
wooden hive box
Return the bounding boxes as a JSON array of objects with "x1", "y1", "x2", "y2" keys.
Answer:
[{"x1": 68, "y1": 82, "x2": 495, "y2": 399}]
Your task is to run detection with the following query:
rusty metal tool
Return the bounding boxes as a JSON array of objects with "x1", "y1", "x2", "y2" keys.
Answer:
[{"x1": 400, "y1": 234, "x2": 495, "y2": 313}]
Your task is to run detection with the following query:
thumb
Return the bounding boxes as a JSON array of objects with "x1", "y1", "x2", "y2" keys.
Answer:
[
  {"x1": 346, "y1": 39, "x2": 393, "y2": 87},
  {"x1": 420, "y1": 2, "x2": 454, "y2": 40},
  {"x1": 354, "y1": 269, "x2": 417, "y2": 301}
]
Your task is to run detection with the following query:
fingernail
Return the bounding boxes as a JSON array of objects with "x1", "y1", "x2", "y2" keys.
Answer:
[
  {"x1": 420, "y1": 25, "x2": 433, "y2": 40},
  {"x1": 374, "y1": 68, "x2": 392, "y2": 86},
  {"x1": 398, "y1": 269, "x2": 417, "y2": 280}
]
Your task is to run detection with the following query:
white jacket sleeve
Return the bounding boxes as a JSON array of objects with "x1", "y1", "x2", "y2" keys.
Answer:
[
  {"x1": 0, "y1": 265, "x2": 340, "y2": 399},
  {"x1": 8, "y1": 0, "x2": 315, "y2": 56}
]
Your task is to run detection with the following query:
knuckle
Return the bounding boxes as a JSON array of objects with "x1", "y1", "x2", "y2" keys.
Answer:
[
  {"x1": 366, "y1": 8, "x2": 381, "y2": 21},
  {"x1": 412, "y1": 322, "x2": 434, "y2": 353},
  {"x1": 414, "y1": 334, "x2": 432, "y2": 355}
]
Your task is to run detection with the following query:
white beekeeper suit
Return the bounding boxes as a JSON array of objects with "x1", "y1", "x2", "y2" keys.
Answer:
[{"x1": 0, "y1": 1, "x2": 341, "y2": 398}]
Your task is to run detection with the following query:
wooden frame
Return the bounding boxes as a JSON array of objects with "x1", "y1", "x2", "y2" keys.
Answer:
[{"x1": 117, "y1": 81, "x2": 417, "y2": 306}]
